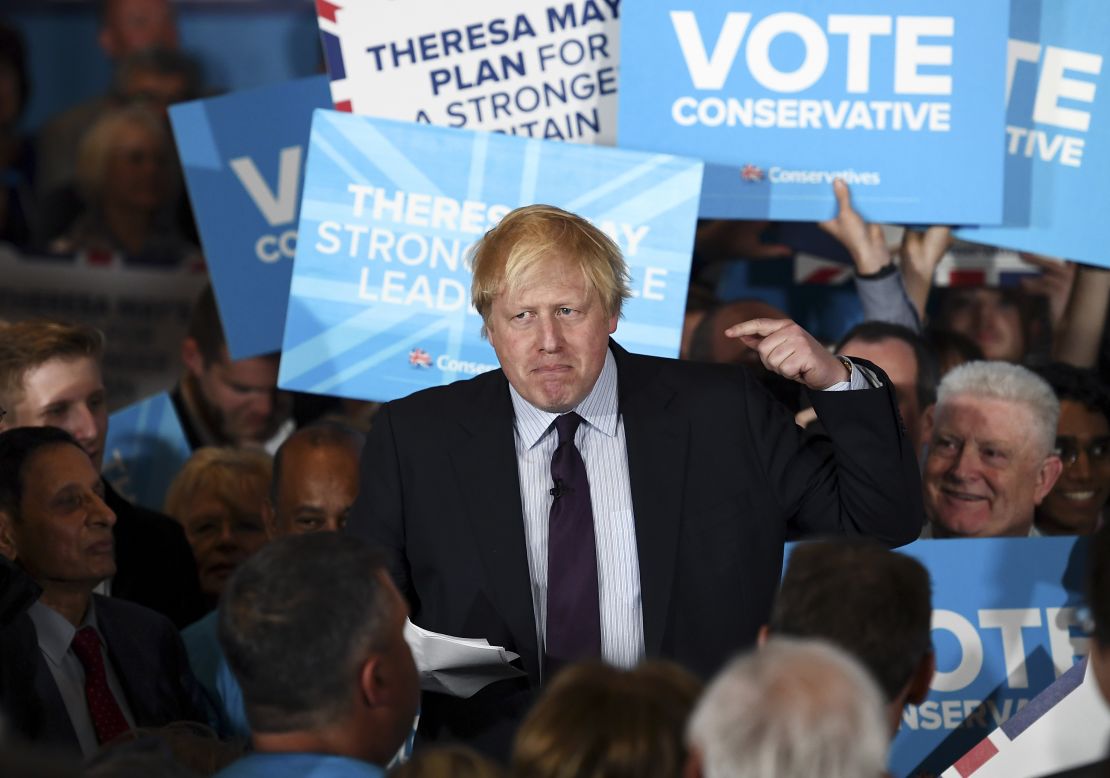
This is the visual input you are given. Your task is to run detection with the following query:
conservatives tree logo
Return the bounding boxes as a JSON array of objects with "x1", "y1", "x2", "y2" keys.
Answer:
[
  {"x1": 741, "y1": 163, "x2": 765, "y2": 182},
  {"x1": 408, "y1": 348, "x2": 432, "y2": 368}
]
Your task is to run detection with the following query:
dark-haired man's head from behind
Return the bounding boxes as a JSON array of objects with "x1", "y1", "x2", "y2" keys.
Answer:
[
  {"x1": 218, "y1": 533, "x2": 417, "y2": 768},
  {"x1": 836, "y1": 321, "x2": 938, "y2": 453},
  {"x1": 765, "y1": 538, "x2": 934, "y2": 736}
]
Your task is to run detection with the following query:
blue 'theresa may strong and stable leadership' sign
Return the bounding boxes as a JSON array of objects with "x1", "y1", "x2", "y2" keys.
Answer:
[
  {"x1": 618, "y1": 0, "x2": 1009, "y2": 223},
  {"x1": 279, "y1": 111, "x2": 702, "y2": 402},
  {"x1": 957, "y1": 0, "x2": 1110, "y2": 268},
  {"x1": 170, "y1": 76, "x2": 333, "y2": 360},
  {"x1": 783, "y1": 537, "x2": 1090, "y2": 778}
]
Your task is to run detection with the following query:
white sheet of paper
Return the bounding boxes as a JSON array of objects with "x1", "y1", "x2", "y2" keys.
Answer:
[{"x1": 403, "y1": 619, "x2": 527, "y2": 699}]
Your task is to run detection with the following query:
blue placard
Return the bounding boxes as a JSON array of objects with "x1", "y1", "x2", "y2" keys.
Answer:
[
  {"x1": 784, "y1": 537, "x2": 1090, "y2": 778},
  {"x1": 101, "y1": 392, "x2": 192, "y2": 513},
  {"x1": 957, "y1": 0, "x2": 1110, "y2": 267},
  {"x1": 619, "y1": 1, "x2": 1010, "y2": 223},
  {"x1": 169, "y1": 76, "x2": 333, "y2": 360},
  {"x1": 279, "y1": 110, "x2": 702, "y2": 402}
]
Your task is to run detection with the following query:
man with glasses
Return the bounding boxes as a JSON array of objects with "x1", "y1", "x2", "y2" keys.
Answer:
[{"x1": 1035, "y1": 364, "x2": 1110, "y2": 535}]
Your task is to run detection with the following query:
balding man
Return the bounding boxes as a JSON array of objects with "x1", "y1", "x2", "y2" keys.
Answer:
[
  {"x1": 187, "y1": 422, "x2": 364, "y2": 736},
  {"x1": 263, "y1": 423, "x2": 364, "y2": 536}
]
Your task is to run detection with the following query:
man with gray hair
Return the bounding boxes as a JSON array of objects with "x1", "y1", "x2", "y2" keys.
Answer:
[
  {"x1": 685, "y1": 638, "x2": 888, "y2": 778},
  {"x1": 923, "y1": 360, "x2": 1063, "y2": 538}
]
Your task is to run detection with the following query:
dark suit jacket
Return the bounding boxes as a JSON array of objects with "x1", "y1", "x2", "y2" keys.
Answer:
[
  {"x1": 0, "y1": 593, "x2": 207, "y2": 754},
  {"x1": 348, "y1": 342, "x2": 923, "y2": 754},
  {"x1": 105, "y1": 480, "x2": 207, "y2": 628}
]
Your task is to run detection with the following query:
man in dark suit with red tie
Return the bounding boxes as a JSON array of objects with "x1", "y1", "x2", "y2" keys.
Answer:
[
  {"x1": 347, "y1": 204, "x2": 924, "y2": 756},
  {"x1": 0, "y1": 426, "x2": 205, "y2": 757}
]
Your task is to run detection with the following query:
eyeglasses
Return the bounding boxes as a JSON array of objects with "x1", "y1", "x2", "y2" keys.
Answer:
[{"x1": 1055, "y1": 436, "x2": 1110, "y2": 467}]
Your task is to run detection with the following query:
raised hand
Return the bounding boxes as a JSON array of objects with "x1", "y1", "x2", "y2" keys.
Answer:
[
  {"x1": 818, "y1": 179, "x2": 891, "y2": 274},
  {"x1": 725, "y1": 318, "x2": 849, "y2": 390}
]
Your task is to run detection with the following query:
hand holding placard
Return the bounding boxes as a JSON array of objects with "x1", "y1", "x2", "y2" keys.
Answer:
[{"x1": 819, "y1": 179, "x2": 891, "y2": 275}]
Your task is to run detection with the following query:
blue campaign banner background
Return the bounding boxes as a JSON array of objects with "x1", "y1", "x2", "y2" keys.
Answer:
[
  {"x1": 957, "y1": 0, "x2": 1110, "y2": 268},
  {"x1": 170, "y1": 75, "x2": 332, "y2": 360},
  {"x1": 101, "y1": 392, "x2": 192, "y2": 513},
  {"x1": 279, "y1": 110, "x2": 702, "y2": 403},
  {"x1": 788, "y1": 537, "x2": 1090, "y2": 778},
  {"x1": 619, "y1": 0, "x2": 1009, "y2": 223}
]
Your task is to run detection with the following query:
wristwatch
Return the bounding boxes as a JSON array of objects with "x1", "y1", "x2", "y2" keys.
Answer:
[{"x1": 836, "y1": 356, "x2": 854, "y2": 382}]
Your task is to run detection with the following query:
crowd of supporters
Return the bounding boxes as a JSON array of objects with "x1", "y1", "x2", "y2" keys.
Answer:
[{"x1": 2, "y1": 2, "x2": 1110, "y2": 777}]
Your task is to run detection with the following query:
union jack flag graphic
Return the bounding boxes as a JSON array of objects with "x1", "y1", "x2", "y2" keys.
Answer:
[
  {"x1": 316, "y1": 0, "x2": 353, "y2": 112},
  {"x1": 409, "y1": 348, "x2": 433, "y2": 368},
  {"x1": 740, "y1": 164, "x2": 765, "y2": 182}
]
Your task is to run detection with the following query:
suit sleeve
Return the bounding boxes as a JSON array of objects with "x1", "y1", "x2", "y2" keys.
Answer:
[
  {"x1": 347, "y1": 402, "x2": 413, "y2": 601},
  {"x1": 745, "y1": 358, "x2": 923, "y2": 546}
]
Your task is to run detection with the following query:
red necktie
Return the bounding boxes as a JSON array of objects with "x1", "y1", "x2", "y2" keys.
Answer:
[
  {"x1": 70, "y1": 626, "x2": 131, "y2": 744},
  {"x1": 545, "y1": 412, "x2": 602, "y2": 674}
]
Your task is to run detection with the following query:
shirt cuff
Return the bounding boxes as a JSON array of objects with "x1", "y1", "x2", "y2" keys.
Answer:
[{"x1": 822, "y1": 358, "x2": 882, "y2": 392}]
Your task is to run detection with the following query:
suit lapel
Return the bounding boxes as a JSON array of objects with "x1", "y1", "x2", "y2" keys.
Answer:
[
  {"x1": 613, "y1": 344, "x2": 688, "y2": 658},
  {"x1": 93, "y1": 596, "x2": 153, "y2": 724},
  {"x1": 447, "y1": 375, "x2": 541, "y2": 683}
]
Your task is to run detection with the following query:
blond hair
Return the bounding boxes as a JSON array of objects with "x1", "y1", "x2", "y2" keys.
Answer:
[
  {"x1": 164, "y1": 447, "x2": 272, "y2": 521},
  {"x1": 468, "y1": 205, "x2": 631, "y2": 335},
  {"x1": 74, "y1": 103, "x2": 169, "y2": 202}
]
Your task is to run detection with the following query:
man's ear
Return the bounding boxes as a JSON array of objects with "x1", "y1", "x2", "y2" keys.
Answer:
[
  {"x1": 0, "y1": 510, "x2": 18, "y2": 560},
  {"x1": 359, "y1": 655, "x2": 384, "y2": 709},
  {"x1": 181, "y1": 337, "x2": 205, "y2": 379},
  {"x1": 1033, "y1": 455, "x2": 1065, "y2": 505},
  {"x1": 905, "y1": 650, "x2": 935, "y2": 706}
]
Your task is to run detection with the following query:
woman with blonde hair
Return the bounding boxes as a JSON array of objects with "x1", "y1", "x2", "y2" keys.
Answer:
[{"x1": 164, "y1": 446, "x2": 272, "y2": 602}]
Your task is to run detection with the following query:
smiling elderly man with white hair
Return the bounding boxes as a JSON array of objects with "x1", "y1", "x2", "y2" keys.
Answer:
[{"x1": 922, "y1": 360, "x2": 1064, "y2": 538}]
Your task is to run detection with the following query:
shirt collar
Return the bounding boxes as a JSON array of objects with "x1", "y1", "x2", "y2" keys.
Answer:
[
  {"x1": 29, "y1": 598, "x2": 99, "y2": 666},
  {"x1": 509, "y1": 348, "x2": 619, "y2": 449}
]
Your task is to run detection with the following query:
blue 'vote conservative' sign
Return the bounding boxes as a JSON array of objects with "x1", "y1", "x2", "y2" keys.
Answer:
[
  {"x1": 619, "y1": 0, "x2": 1010, "y2": 223},
  {"x1": 957, "y1": 0, "x2": 1110, "y2": 268}
]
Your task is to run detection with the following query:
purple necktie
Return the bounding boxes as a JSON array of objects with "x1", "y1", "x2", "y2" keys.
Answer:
[
  {"x1": 70, "y1": 626, "x2": 131, "y2": 745},
  {"x1": 545, "y1": 412, "x2": 602, "y2": 673}
]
